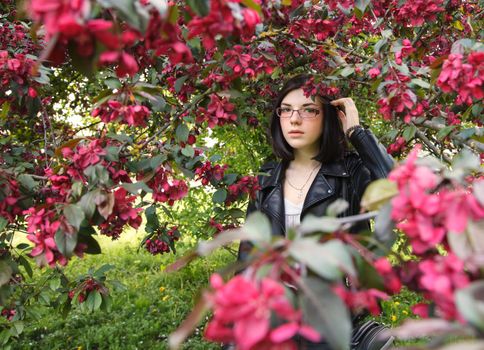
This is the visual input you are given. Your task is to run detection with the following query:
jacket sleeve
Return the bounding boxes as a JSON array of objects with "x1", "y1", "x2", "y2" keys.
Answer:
[{"x1": 346, "y1": 127, "x2": 394, "y2": 201}]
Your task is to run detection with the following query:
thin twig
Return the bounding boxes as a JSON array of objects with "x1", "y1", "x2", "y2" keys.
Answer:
[{"x1": 411, "y1": 122, "x2": 453, "y2": 164}]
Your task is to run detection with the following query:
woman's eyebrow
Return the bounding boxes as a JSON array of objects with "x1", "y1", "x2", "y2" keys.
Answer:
[{"x1": 281, "y1": 103, "x2": 319, "y2": 107}]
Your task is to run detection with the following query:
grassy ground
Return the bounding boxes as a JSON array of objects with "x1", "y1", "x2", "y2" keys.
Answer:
[
  {"x1": 11, "y1": 229, "x2": 422, "y2": 349},
  {"x1": 12, "y1": 230, "x2": 233, "y2": 350}
]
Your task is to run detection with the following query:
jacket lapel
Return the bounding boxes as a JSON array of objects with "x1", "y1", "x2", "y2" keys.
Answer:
[
  {"x1": 259, "y1": 162, "x2": 286, "y2": 236},
  {"x1": 302, "y1": 159, "x2": 349, "y2": 214}
]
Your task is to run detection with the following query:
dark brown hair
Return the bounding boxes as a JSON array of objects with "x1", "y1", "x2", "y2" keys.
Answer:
[{"x1": 269, "y1": 74, "x2": 347, "y2": 164}]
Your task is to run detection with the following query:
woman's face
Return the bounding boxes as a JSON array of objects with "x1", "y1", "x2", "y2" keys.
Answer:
[{"x1": 279, "y1": 88, "x2": 324, "y2": 154}]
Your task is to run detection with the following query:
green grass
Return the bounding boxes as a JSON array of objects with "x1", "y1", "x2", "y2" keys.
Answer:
[
  {"x1": 10, "y1": 229, "x2": 425, "y2": 349},
  {"x1": 12, "y1": 231, "x2": 234, "y2": 350}
]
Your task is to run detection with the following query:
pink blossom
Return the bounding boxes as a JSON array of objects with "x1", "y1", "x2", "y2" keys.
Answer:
[
  {"x1": 368, "y1": 67, "x2": 381, "y2": 79},
  {"x1": 437, "y1": 52, "x2": 483, "y2": 105},
  {"x1": 205, "y1": 274, "x2": 320, "y2": 349}
]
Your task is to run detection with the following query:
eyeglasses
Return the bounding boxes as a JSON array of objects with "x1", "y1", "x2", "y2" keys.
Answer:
[{"x1": 276, "y1": 107, "x2": 321, "y2": 119}]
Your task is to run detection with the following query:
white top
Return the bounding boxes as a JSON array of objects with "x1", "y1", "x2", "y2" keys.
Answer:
[{"x1": 284, "y1": 198, "x2": 303, "y2": 230}]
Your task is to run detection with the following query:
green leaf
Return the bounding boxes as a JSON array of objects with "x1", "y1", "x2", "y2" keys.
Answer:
[
  {"x1": 452, "y1": 149, "x2": 481, "y2": 172},
  {"x1": 411, "y1": 78, "x2": 431, "y2": 89},
  {"x1": 174, "y1": 75, "x2": 189, "y2": 93},
  {"x1": 241, "y1": 0, "x2": 261, "y2": 13},
  {"x1": 54, "y1": 229, "x2": 78, "y2": 258},
  {"x1": 175, "y1": 124, "x2": 189, "y2": 142},
  {"x1": 374, "y1": 201, "x2": 396, "y2": 242},
  {"x1": 223, "y1": 173, "x2": 238, "y2": 185},
  {"x1": 289, "y1": 238, "x2": 356, "y2": 280},
  {"x1": 0, "y1": 260, "x2": 13, "y2": 286},
  {"x1": 456, "y1": 281, "x2": 484, "y2": 331},
  {"x1": 340, "y1": 66, "x2": 355, "y2": 77},
  {"x1": 64, "y1": 204, "x2": 85, "y2": 230},
  {"x1": 17, "y1": 255, "x2": 33, "y2": 278},
  {"x1": 104, "y1": 77, "x2": 122, "y2": 90},
  {"x1": 212, "y1": 188, "x2": 227, "y2": 204},
  {"x1": 122, "y1": 182, "x2": 153, "y2": 194},
  {"x1": 94, "y1": 264, "x2": 115, "y2": 278},
  {"x1": 360, "y1": 179, "x2": 398, "y2": 211},
  {"x1": 84, "y1": 165, "x2": 110, "y2": 186},
  {"x1": 437, "y1": 125, "x2": 456, "y2": 140},
  {"x1": 150, "y1": 154, "x2": 167, "y2": 170},
  {"x1": 354, "y1": 0, "x2": 371, "y2": 13},
  {"x1": 299, "y1": 277, "x2": 352, "y2": 350},
  {"x1": 186, "y1": 0, "x2": 209, "y2": 16},
  {"x1": 9, "y1": 321, "x2": 24, "y2": 337},
  {"x1": 0, "y1": 217, "x2": 7, "y2": 232},
  {"x1": 78, "y1": 232, "x2": 101, "y2": 255},
  {"x1": 181, "y1": 145, "x2": 195, "y2": 158},
  {"x1": 326, "y1": 199, "x2": 349, "y2": 217},
  {"x1": 374, "y1": 38, "x2": 388, "y2": 54},
  {"x1": 402, "y1": 124, "x2": 416, "y2": 141},
  {"x1": 18, "y1": 174, "x2": 38, "y2": 190},
  {"x1": 242, "y1": 211, "x2": 272, "y2": 244},
  {"x1": 300, "y1": 215, "x2": 341, "y2": 235},
  {"x1": 78, "y1": 191, "x2": 97, "y2": 219}
]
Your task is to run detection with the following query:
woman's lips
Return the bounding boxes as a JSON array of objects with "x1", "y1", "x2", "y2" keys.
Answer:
[{"x1": 288, "y1": 131, "x2": 304, "y2": 136}]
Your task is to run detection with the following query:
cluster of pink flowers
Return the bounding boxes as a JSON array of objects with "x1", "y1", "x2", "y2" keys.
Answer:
[
  {"x1": 59, "y1": 138, "x2": 130, "y2": 186},
  {"x1": 437, "y1": 52, "x2": 484, "y2": 105},
  {"x1": 194, "y1": 161, "x2": 228, "y2": 186},
  {"x1": 289, "y1": 19, "x2": 337, "y2": 41},
  {"x1": 98, "y1": 188, "x2": 142, "y2": 239},
  {"x1": 415, "y1": 253, "x2": 470, "y2": 320},
  {"x1": 1, "y1": 308, "x2": 16, "y2": 321},
  {"x1": 44, "y1": 168, "x2": 72, "y2": 203},
  {"x1": 0, "y1": 171, "x2": 22, "y2": 223},
  {"x1": 209, "y1": 218, "x2": 238, "y2": 235},
  {"x1": 373, "y1": 258, "x2": 402, "y2": 294},
  {"x1": 223, "y1": 45, "x2": 275, "y2": 80},
  {"x1": 205, "y1": 274, "x2": 320, "y2": 350},
  {"x1": 61, "y1": 139, "x2": 107, "y2": 180},
  {"x1": 324, "y1": 0, "x2": 353, "y2": 10},
  {"x1": 0, "y1": 50, "x2": 38, "y2": 104},
  {"x1": 389, "y1": 146, "x2": 484, "y2": 254},
  {"x1": 144, "y1": 226, "x2": 180, "y2": 255},
  {"x1": 24, "y1": 207, "x2": 85, "y2": 267},
  {"x1": 226, "y1": 176, "x2": 260, "y2": 206},
  {"x1": 92, "y1": 100, "x2": 151, "y2": 127},
  {"x1": 333, "y1": 286, "x2": 388, "y2": 316},
  {"x1": 395, "y1": 0, "x2": 444, "y2": 27},
  {"x1": 28, "y1": 0, "x2": 142, "y2": 76},
  {"x1": 196, "y1": 94, "x2": 238, "y2": 129},
  {"x1": 187, "y1": 0, "x2": 261, "y2": 50},
  {"x1": 377, "y1": 74, "x2": 428, "y2": 123},
  {"x1": 386, "y1": 137, "x2": 407, "y2": 156},
  {"x1": 68, "y1": 277, "x2": 108, "y2": 304},
  {"x1": 147, "y1": 167, "x2": 188, "y2": 205},
  {"x1": 394, "y1": 39, "x2": 415, "y2": 64}
]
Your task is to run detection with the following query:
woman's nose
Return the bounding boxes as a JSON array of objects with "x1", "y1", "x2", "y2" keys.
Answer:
[{"x1": 289, "y1": 110, "x2": 302, "y2": 123}]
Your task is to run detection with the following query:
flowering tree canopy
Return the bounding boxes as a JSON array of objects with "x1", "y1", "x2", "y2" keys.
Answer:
[{"x1": 0, "y1": 0, "x2": 482, "y2": 348}]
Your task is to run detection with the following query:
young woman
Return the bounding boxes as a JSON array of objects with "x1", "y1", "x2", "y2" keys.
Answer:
[{"x1": 238, "y1": 74, "x2": 394, "y2": 350}]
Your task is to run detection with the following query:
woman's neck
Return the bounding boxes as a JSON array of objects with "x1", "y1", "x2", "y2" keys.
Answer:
[{"x1": 290, "y1": 149, "x2": 321, "y2": 170}]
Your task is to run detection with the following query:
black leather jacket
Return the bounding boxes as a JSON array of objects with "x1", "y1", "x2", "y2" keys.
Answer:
[{"x1": 238, "y1": 127, "x2": 394, "y2": 261}]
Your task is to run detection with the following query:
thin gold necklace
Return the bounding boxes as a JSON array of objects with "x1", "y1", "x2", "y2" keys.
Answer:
[{"x1": 286, "y1": 163, "x2": 321, "y2": 199}]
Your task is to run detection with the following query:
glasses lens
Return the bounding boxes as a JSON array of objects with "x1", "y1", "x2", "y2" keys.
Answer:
[
  {"x1": 300, "y1": 108, "x2": 319, "y2": 118},
  {"x1": 277, "y1": 107, "x2": 292, "y2": 118}
]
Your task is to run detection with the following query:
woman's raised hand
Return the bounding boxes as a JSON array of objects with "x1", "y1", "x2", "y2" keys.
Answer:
[{"x1": 330, "y1": 97, "x2": 360, "y2": 135}]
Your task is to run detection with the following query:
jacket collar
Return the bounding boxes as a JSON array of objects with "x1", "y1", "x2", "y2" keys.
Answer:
[
  {"x1": 260, "y1": 159, "x2": 349, "y2": 190},
  {"x1": 259, "y1": 159, "x2": 349, "y2": 235}
]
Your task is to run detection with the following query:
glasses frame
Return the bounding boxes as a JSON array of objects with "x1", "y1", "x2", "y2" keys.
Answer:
[{"x1": 275, "y1": 106, "x2": 322, "y2": 119}]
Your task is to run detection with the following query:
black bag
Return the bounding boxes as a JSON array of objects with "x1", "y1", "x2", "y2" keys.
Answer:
[{"x1": 351, "y1": 320, "x2": 395, "y2": 350}]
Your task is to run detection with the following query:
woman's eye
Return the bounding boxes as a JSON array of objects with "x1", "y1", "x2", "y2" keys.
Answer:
[
  {"x1": 281, "y1": 108, "x2": 292, "y2": 113},
  {"x1": 304, "y1": 108, "x2": 318, "y2": 114}
]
